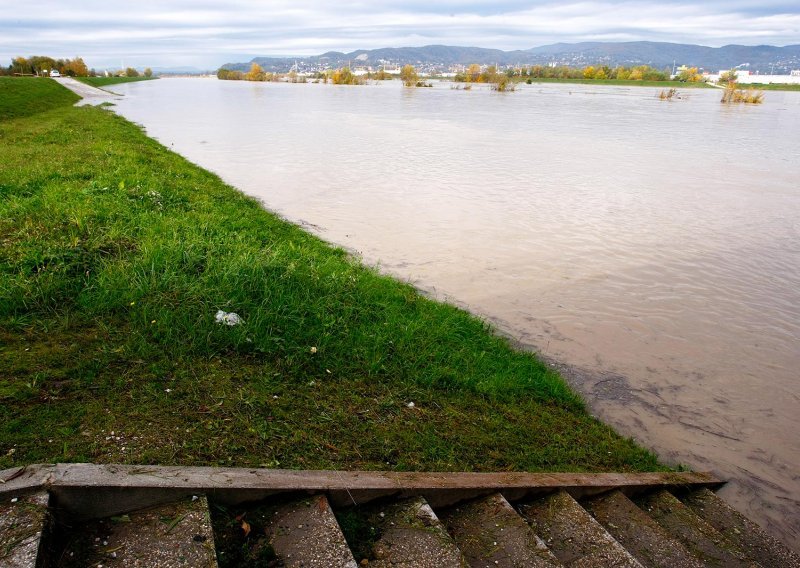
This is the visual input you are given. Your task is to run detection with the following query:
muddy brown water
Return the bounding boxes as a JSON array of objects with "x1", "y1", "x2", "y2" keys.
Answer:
[{"x1": 110, "y1": 78, "x2": 800, "y2": 550}]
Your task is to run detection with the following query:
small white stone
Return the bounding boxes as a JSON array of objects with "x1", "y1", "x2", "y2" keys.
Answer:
[
  {"x1": 10, "y1": 497, "x2": 18, "y2": 503},
  {"x1": 406, "y1": 402, "x2": 415, "y2": 408}
]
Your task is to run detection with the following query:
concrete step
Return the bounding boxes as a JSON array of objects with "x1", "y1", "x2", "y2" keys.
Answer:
[
  {"x1": 263, "y1": 494, "x2": 357, "y2": 567},
  {"x1": 636, "y1": 489, "x2": 760, "y2": 568},
  {"x1": 438, "y1": 492, "x2": 562, "y2": 567},
  {"x1": 518, "y1": 489, "x2": 644, "y2": 568},
  {"x1": 55, "y1": 495, "x2": 217, "y2": 567},
  {"x1": 0, "y1": 491, "x2": 50, "y2": 568},
  {"x1": 680, "y1": 488, "x2": 800, "y2": 568},
  {"x1": 362, "y1": 496, "x2": 467, "y2": 567},
  {"x1": 584, "y1": 489, "x2": 703, "y2": 568}
]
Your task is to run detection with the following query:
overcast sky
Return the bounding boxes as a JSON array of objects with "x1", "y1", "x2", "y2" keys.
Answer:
[{"x1": 1, "y1": 1, "x2": 798, "y2": 69}]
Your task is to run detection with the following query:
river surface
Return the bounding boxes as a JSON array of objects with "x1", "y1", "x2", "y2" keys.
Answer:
[{"x1": 109, "y1": 77, "x2": 800, "y2": 549}]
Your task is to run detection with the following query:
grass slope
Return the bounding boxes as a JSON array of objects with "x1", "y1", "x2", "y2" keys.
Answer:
[
  {"x1": 0, "y1": 77, "x2": 79, "y2": 121},
  {"x1": 76, "y1": 76, "x2": 157, "y2": 88},
  {"x1": 0, "y1": 77, "x2": 662, "y2": 473}
]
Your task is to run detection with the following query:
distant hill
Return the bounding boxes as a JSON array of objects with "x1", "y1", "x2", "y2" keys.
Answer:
[{"x1": 222, "y1": 42, "x2": 800, "y2": 74}]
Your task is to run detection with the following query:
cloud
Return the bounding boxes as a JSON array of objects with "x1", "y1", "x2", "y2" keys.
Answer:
[{"x1": 1, "y1": 0, "x2": 798, "y2": 69}]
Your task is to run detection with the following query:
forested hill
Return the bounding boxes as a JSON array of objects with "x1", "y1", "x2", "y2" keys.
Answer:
[{"x1": 222, "y1": 42, "x2": 800, "y2": 74}]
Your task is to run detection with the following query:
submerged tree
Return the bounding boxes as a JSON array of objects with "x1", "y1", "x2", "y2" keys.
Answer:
[
  {"x1": 400, "y1": 64, "x2": 419, "y2": 87},
  {"x1": 330, "y1": 67, "x2": 363, "y2": 85}
]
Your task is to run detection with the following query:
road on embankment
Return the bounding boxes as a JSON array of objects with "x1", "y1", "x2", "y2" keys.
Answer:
[{"x1": 54, "y1": 76, "x2": 120, "y2": 105}]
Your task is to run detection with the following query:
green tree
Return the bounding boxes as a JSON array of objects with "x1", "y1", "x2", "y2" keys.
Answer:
[
  {"x1": 32, "y1": 56, "x2": 58, "y2": 76},
  {"x1": 11, "y1": 56, "x2": 31, "y2": 75},
  {"x1": 399, "y1": 64, "x2": 419, "y2": 87},
  {"x1": 144, "y1": 67, "x2": 153, "y2": 78}
]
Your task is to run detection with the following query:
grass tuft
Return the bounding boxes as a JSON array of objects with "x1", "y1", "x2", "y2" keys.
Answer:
[{"x1": 720, "y1": 83, "x2": 764, "y2": 104}]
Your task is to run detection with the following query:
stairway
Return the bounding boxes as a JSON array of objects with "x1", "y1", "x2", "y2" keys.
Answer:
[{"x1": 1, "y1": 464, "x2": 798, "y2": 567}]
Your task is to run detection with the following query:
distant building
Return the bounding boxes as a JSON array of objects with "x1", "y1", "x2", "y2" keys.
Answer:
[{"x1": 792, "y1": 70, "x2": 800, "y2": 77}]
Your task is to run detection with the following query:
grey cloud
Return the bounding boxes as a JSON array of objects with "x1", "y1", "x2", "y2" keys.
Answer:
[{"x1": 1, "y1": 0, "x2": 798, "y2": 68}]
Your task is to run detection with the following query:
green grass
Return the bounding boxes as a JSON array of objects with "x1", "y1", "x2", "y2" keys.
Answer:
[
  {"x1": 523, "y1": 77, "x2": 714, "y2": 88},
  {"x1": 0, "y1": 77, "x2": 663, "y2": 474},
  {"x1": 76, "y1": 76, "x2": 157, "y2": 88},
  {"x1": 0, "y1": 77, "x2": 79, "y2": 121},
  {"x1": 740, "y1": 82, "x2": 800, "y2": 91}
]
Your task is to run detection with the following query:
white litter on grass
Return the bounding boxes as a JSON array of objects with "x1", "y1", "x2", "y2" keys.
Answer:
[
  {"x1": 406, "y1": 402, "x2": 415, "y2": 408},
  {"x1": 215, "y1": 310, "x2": 243, "y2": 326}
]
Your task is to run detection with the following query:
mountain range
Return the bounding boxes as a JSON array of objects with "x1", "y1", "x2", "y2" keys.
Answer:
[{"x1": 223, "y1": 42, "x2": 800, "y2": 74}]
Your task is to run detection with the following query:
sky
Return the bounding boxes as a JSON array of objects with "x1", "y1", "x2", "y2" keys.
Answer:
[{"x1": 1, "y1": 0, "x2": 798, "y2": 70}]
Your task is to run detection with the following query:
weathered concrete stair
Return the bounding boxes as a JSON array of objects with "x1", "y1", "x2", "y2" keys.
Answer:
[
  {"x1": 636, "y1": 489, "x2": 761, "y2": 567},
  {"x1": 438, "y1": 492, "x2": 562, "y2": 567},
  {"x1": 519, "y1": 489, "x2": 644, "y2": 567},
  {"x1": 54, "y1": 495, "x2": 217, "y2": 567},
  {"x1": 584, "y1": 489, "x2": 704, "y2": 568},
  {"x1": 0, "y1": 491, "x2": 50, "y2": 568},
  {"x1": 264, "y1": 494, "x2": 357, "y2": 567},
  {"x1": 361, "y1": 496, "x2": 467, "y2": 567},
  {"x1": 680, "y1": 487, "x2": 800, "y2": 568},
  {"x1": 2, "y1": 464, "x2": 798, "y2": 567}
]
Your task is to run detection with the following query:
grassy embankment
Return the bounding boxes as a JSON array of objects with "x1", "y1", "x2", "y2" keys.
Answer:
[
  {"x1": 0, "y1": 77, "x2": 663, "y2": 473},
  {"x1": 742, "y1": 82, "x2": 800, "y2": 91},
  {"x1": 76, "y1": 76, "x2": 157, "y2": 88},
  {"x1": 524, "y1": 77, "x2": 715, "y2": 88}
]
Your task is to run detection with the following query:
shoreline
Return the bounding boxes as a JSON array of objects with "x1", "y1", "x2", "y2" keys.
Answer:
[{"x1": 0, "y1": 77, "x2": 662, "y2": 478}]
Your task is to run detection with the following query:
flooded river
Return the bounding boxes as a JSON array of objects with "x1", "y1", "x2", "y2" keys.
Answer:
[{"x1": 110, "y1": 78, "x2": 800, "y2": 548}]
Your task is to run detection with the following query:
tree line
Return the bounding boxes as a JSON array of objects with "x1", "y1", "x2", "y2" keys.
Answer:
[
  {"x1": 1, "y1": 55, "x2": 152, "y2": 78},
  {"x1": 454, "y1": 64, "x2": 678, "y2": 82},
  {"x1": 218, "y1": 63, "x2": 367, "y2": 85}
]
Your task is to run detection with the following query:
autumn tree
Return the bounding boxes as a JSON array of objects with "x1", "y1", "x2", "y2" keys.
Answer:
[
  {"x1": 677, "y1": 66, "x2": 702, "y2": 82},
  {"x1": 245, "y1": 63, "x2": 266, "y2": 81},
  {"x1": 400, "y1": 64, "x2": 418, "y2": 87},
  {"x1": 144, "y1": 67, "x2": 153, "y2": 77},
  {"x1": 125, "y1": 67, "x2": 139, "y2": 77},
  {"x1": 719, "y1": 69, "x2": 738, "y2": 84},
  {"x1": 331, "y1": 67, "x2": 362, "y2": 85},
  {"x1": 63, "y1": 57, "x2": 89, "y2": 77}
]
